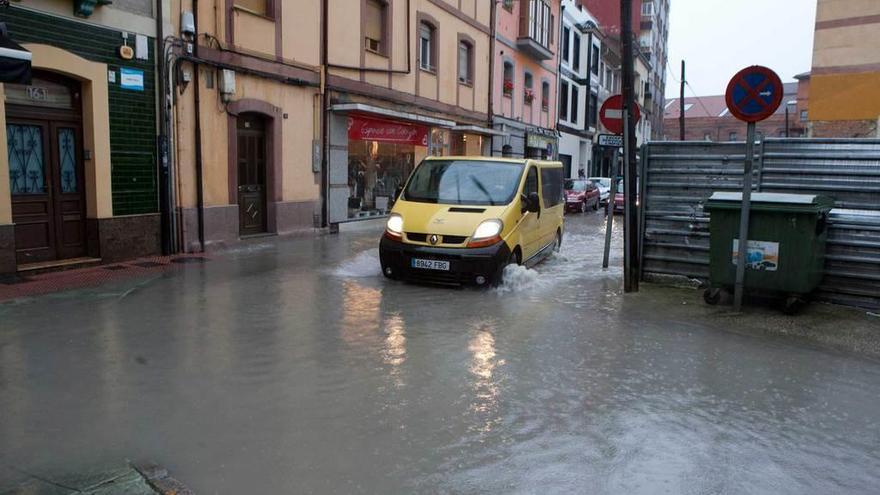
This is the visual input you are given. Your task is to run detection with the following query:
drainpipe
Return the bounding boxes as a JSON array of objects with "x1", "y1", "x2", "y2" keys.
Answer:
[
  {"x1": 192, "y1": 0, "x2": 206, "y2": 250},
  {"x1": 321, "y1": 0, "x2": 328, "y2": 228},
  {"x1": 488, "y1": 0, "x2": 496, "y2": 151}
]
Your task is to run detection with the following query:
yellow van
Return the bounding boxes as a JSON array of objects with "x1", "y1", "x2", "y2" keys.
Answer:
[{"x1": 379, "y1": 156, "x2": 565, "y2": 286}]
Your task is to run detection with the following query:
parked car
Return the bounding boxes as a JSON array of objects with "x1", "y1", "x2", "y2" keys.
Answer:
[
  {"x1": 380, "y1": 157, "x2": 565, "y2": 286},
  {"x1": 587, "y1": 177, "x2": 612, "y2": 204},
  {"x1": 563, "y1": 179, "x2": 600, "y2": 213},
  {"x1": 613, "y1": 192, "x2": 640, "y2": 213}
]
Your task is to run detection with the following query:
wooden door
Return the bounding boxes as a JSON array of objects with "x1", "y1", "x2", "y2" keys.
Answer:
[
  {"x1": 51, "y1": 122, "x2": 87, "y2": 259},
  {"x1": 8, "y1": 119, "x2": 55, "y2": 263},
  {"x1": 237, "y1": 115, "x2": 267, "y2": 235}
]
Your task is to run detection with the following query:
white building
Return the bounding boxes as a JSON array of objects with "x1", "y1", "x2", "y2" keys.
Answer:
[{"x1": 557, "y1": 0, "x2": 601, "y2": 179}]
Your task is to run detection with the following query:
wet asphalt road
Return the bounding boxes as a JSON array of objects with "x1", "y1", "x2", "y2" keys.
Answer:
[{"x1": 1, "y1": 212, "x2": 879, "y2": 494}]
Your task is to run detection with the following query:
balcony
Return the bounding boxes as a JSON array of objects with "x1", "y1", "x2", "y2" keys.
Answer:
[{"x1": 517, "y1": 0, "x2": 554, "y2": 61}]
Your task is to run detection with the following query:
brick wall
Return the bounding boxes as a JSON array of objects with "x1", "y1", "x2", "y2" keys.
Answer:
[
  {"x1": 663, "y1": 114, "x2": 806, "y2": 142},
  {"x1": 0, "y1": 6, "x2": 158, "y2": 216},
  {"x1": 810, "y1": 120, "x2": 879, "y2": 138}
]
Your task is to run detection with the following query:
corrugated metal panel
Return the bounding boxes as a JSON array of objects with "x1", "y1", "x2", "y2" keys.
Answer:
[{"x1": 641, "y1": 139, "x2": 880, "y2": 310}]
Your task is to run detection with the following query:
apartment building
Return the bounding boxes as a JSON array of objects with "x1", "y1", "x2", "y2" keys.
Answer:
[
  {"x1": 0, "y1": 0, "x2": 161, "y2": 276},
  {"x1": 326, "y1": 0, "x2": 494, "y2": 224},
  {"x1": 557, "y1": 0, "x2": 597, "y2": 179},
  {"x1": 807, "y1": 0, "x2": 880, "y2": 137},
  {"x1": 490, "y1": 0, "x2": 560, "y2": 159},
  {"x1": 578, "y1": 0, "x2": 668, "y2": 140}
]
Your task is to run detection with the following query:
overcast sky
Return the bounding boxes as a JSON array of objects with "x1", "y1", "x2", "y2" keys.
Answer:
[{"x1": 664, "y1": 0, "x2": 817, "y2": 98}]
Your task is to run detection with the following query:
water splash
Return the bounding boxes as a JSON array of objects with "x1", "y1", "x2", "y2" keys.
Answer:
[{"x1": 333, "y1": 248, "x2": 382, "y2": 278}]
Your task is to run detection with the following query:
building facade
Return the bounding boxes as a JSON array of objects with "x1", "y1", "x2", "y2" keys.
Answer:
[
  {"x1": 807, "y1": 0, "x2": 880, "y2": 138},
  {"x1": 0, "y1": 1, "x2": 161, "y2": 275},
  {"x1": 557, "y1": 0, "x2": 597, "y2": 179},
  {"x1": 662, "y1": 83, "x2": 803, "y2": 142},
  {"x1": 490, "y1": 0, "x2": 560, "y2": 159},
  {"x1": 579, "y1": 0, "x2": 668, "y2": 141},
  {"x1": 326, "y1": 0, "x2": 494, "y2": 224}
]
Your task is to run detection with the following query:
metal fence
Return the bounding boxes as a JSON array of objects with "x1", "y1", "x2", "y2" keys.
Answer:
[{"x1": 639, "y1": 138, "x2": 880, "y2": 310}]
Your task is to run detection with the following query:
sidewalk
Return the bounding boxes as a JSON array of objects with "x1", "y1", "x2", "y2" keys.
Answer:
[
  {"x1": 0, "y1": 254, "x2": 208, "y2": 302},
  {"x1": 0, "y1": 463, "x2": 191, "y2": 495}
]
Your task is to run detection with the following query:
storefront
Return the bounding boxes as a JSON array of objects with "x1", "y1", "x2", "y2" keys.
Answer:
[
  {"x1": 525, "y1": 130, "x2": 559, "y2": 160},
  {"x1": 346, "y1": 114, "x2": 429, "y2": 219},
  {"x1": 327, "y1": 104, "x2": 457, "y2": 224}
]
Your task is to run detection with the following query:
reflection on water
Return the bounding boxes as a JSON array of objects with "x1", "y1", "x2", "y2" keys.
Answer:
[
  {"x1": 468, "y1": 321, "x2": 503, "y2": 434},
  {"x1": 382, "y1": 313, "x2": 407, "y2": 388},
  {"x1": 341, "y1": 280, "x2": 383, "y2": 346}
]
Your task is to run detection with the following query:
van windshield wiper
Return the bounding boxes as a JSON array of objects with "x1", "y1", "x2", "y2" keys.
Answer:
[{"x1": 469, "y1": 176, "x2": 496, "y2": 205}]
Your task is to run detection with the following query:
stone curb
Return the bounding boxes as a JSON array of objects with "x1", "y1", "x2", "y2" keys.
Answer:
[{"x1": 132, "y1": 462, "x2": 194, "y2": 495}]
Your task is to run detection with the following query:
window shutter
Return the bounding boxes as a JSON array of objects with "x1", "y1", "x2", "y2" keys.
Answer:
[{"x1": 365, "y1": 1, "x2": 383, "y2": 45}]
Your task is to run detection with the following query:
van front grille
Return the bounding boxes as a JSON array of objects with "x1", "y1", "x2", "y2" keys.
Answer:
[
  {"x1": 406, "y1": 233, "x2": 427, "y2": 242},
  {"x1": 442, "y1": 235, "x2": 467, "y2": 244}
]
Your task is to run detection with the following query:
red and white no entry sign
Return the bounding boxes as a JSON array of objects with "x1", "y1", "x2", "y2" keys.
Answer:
[{"x1": 599, "y1": 94, "x2": 641, "y2": 136}]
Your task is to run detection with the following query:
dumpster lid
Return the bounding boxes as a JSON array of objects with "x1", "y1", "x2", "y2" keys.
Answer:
[{"x1": 708, "y1": 192, "x2": 822, "y2": 204}]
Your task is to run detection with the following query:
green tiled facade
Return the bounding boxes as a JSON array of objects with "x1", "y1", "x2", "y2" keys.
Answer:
[{"x1": 0, "y1": 6, "x2": 158, "y2": 215}]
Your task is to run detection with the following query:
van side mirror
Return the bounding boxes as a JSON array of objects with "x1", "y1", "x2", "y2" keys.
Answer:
[
  {"x1": 527, "y1": 192, "x2": 540, "y2": 213},
  {"x1": 394, "y1": 185, "x2": 403, "y2": 200}
]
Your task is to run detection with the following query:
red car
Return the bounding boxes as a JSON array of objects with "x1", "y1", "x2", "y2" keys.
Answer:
[
  {"x1": 563, "y1": 179, "x2": 600, "y2": 213},
  {"x1": 613, "y1": 192, "x2": 640, "y2": 213}
]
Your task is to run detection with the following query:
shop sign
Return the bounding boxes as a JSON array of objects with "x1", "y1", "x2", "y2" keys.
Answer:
[
  {"x1": 120, "y1": 67, "x2": 145, "y2": 91},
  {"x1": 348, "y1": 115, "x2": 429, "y2": 146},
  {"x1": 526, "y1": 133, "x2": 555, "y2": 149}
]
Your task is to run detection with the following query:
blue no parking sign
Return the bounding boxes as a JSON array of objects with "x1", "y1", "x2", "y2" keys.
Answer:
[{"x1": 725, "y1": 66, "x2": 784, "y2": 123}]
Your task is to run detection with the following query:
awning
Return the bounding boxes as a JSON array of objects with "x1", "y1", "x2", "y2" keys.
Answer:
[
  {"x1": 329, "y1": 103, "x2": 456, "y2": 128},
  {"x1": 450, "y1": 125, "x2": 509, "y2": 137},
  {"x1": 0, "y1": 24, "x2": 32, "y2": 85}
]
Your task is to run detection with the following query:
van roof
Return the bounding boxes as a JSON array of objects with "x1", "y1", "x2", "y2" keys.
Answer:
[{"x1": 424, "y1": 156, "x2": 563, "y2": 167}]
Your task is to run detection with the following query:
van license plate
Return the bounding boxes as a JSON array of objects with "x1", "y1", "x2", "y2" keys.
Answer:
[{"x1": 411, "y1": 259, "x2": 450, "y2": 271}]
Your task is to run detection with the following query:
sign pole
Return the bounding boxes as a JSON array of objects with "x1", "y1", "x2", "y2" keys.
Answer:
[
  {"x1": 603, "y1": 150, "x2": 618, "y2": 268},
  {"x1": 733, "y1": 121, "x2": 756, "y2": 312}
]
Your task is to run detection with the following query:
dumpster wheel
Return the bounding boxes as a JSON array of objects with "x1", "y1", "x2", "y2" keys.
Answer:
[
  {"x1": 703, "y1": 288, "x2": 722, "y2": 305},
  {"x1": 783, "y1": 296, "x2": 806, "y2": 315}
]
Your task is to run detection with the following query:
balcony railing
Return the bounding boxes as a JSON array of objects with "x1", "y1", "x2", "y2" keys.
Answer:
[{"x1": 517, "y1": 0, "x2": 553, "y2": 61}]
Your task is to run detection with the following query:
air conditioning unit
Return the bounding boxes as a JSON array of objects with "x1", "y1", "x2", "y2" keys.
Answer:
[
  {"x1": 219, "y1": 69, "x2": 235, "y2": 102},
  {"x1": 364, "y1": 37, "x2": 380, "y2": 53}
]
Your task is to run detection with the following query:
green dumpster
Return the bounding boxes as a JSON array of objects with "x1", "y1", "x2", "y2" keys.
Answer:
[{"x1": 703, "y1": 192, "x2": 834, "y2": 311}]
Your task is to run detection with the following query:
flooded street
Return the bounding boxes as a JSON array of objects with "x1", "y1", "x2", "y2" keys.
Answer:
[{"x1": 2, "y1": 213, "x2": 880, "y2": 494}]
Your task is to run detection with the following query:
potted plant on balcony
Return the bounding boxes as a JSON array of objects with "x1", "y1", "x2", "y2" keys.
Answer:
[
  {"x1": 503, "y1": 79, "x2": 514, "y2": 97},
  {"x1": 523, "y1": 88, "x2": 535, "y2": 105}
]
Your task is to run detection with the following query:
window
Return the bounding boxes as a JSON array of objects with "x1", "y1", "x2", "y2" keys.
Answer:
[
  {"x1": 524, "y1": 166, "x2": 539, "y2": 198},
  {"x1": 235, "y1": 0, "x2": 270, "y2": 16},
  {"x1": 729, "y1": 131, "x2": 738, "y2": 141},
  {"x1": 503, "y1": 61, "x2": 514, "y2": 97},
  {"x1": 800, "y1": 109, "x2": 808, "y2": 121},
  {"x1": 605, "y1": 67, "x2": 612, "y2": 89},
  {"x1": 364, "y1": 0, "x2": 387, "y2": 54},
  {"x1": 458, "y1": 40, "x2": 473, "y2": 84},
  {"x1": 562, "y1": 26, "x2": 570, "y2": 63},
  {"x1": 570, "y1": 85, "x2": 579, "y2": 124},
  {"x1": 589, "y1": 92, "x2": 598, "y2": 128},
  {"x1": 572, "y1": 33, "x2": 581, "y2": 71},
  {"x1": 559, "y1": 82, "x2": 569, "y2": 121},
  {"x1": 524, "y1": 72, "x2": 534, "y2": 105},
  {"x1": 641, "y1": 1, "x2": 654, "y2": 16},
  {"x1": 541, "y1": 81, "x2": 550, "y2": 111},
  {"x1": 591, "y1": 44, "x2": 600, "y2": 75},
  {"x1": 419, "y1": 22, "x2": 435, "y2": 71},
  {"x1": 541, "y1": 167, "x2": 563, "y2": 207},
  {"x1": 526, "y1": 0, "x2": 552, "y2": 49}
]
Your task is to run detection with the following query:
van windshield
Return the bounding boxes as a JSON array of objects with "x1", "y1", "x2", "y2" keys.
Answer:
[{"x1": 404, "y1": 160, "x2": 525, "y2": 206}]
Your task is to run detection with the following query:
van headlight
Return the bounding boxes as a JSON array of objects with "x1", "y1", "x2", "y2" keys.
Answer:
[
  {"x1": 385, "y1": 214, "x2": 403, "y2": 239},
  {"x1": 473, "y1": 219, "x2": 503, "y2": 239},
  {"x1": 468, "y1": 219, "x2": 503, "y2": 248}
]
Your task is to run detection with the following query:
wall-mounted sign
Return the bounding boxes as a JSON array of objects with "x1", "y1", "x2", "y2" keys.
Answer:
[
  {"x1": 526, "y1": 133, "x2": 555, "y2": 150},
  {"x1": 119, "y1": 67, "x2": 144, "y2": 91},
  {"x1": 348, "y1": 115, "x2": 429, "y2": 146},
  {"x1": 598, "y1": 134, "x2": 623, "y2": 148},
  {"x1": 118, "y1": 45, "x2": 134, "y2": 60}
]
